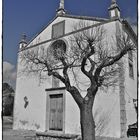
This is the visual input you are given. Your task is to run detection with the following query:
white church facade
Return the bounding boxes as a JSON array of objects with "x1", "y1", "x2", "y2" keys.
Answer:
[{"x1": 13, "y1": 0, "x2": 137, "y2": 138}]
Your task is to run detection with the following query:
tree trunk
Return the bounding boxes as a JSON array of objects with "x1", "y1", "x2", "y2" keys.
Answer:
[{"x1": 80, "y1": 102, "x2": 96, "y2": 140}]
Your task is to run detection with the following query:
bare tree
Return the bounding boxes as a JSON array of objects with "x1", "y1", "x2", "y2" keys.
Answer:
[{"x1": 19, "y1": 22, "x2": 136, "y2": 140}]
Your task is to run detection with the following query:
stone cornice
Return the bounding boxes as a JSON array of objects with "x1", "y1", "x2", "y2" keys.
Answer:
[{"x1": 45, "y1": 87, "x2": 66, "y2": 91}]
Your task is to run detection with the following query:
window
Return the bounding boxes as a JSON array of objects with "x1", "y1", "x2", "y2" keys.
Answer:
[
  {"x1": 128, "y1": 51, "x2": 133, "y2": 61},
  {"x1": 52, "y1": 76, "x2": 59, "y2": 88},
  {"x1": 52, "y1": 21, "x2": 65, "y2": 39},
  {"x1": 49, "y1": 94, "x2": 63, "y2": 131},
  {"x1": 129, "y1": 62, "x2": 134, "y2": 78},
  {"x1": 48, "y1": 40, "x2": 67, "y2": 62},
  {"x1": 51, "y1": 40, "x2": 66, "y2": 59},
  {"x1": 128, "y1": 50, "x2": 134, "y2": 79}
]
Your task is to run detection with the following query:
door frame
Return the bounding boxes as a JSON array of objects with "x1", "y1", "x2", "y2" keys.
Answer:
[{"x1": 45, "y1": 87, "x2": 66, "y2": 133}]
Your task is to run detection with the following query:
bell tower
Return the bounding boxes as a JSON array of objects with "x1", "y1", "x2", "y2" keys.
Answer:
[
  {"x1": 108, "y1": 0, "x2": 121, "y2": 19},
  {"x1": 19, "y1": 33, "x2": 27, "y2": 50},
  {"x1": 57, "y1": 0, "x2": 66, "y2": 15}
]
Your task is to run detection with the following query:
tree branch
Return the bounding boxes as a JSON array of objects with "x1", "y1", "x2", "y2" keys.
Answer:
[{"x1": 94, "y1": 38, "x2": 135, "y2": 84}]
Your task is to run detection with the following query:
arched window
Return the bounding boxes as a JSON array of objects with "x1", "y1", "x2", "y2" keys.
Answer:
[{"x1": 48, "y1": 40, "x2": 67, "y2": 61}]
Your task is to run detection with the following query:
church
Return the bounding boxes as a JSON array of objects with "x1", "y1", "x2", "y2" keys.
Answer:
[{"x1": 13, "y1": 0, "x2": 137, "y2": 138}]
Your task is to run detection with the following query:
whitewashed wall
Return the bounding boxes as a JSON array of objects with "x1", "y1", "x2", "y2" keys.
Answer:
[
  {"x1": 123, "y1": 52, "x2": 137, "y2": 126},
  {"x1": 13, "y1": 72, "x2": 48, "y2": 131}
]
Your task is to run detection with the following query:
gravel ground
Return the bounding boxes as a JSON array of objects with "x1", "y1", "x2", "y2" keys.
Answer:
[
  {"x1": 3, "y1": 129, "x2": 36, "y2": 140},
  {"x1": 2, "y1": 116, "x2": 36, "y2": 140}
]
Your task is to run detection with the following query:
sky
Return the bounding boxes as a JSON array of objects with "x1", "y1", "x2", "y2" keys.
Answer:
[{"x1": 3, "y1": 0, "x2": 137, "y2": 88}]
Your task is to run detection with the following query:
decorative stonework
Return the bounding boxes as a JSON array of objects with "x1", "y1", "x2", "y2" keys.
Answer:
[{"x1": 57, "y1": 0, "x2": 66, "y2": 15}]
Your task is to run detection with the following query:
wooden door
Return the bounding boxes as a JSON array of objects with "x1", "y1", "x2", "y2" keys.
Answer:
[{"x1": 49, "y1": 94, "x2": 63, "y2": 131}]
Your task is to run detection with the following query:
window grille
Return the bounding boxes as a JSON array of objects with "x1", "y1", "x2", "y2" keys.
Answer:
[{"x1": 48, "y1": 40, "x2": 67, "y2": 62}]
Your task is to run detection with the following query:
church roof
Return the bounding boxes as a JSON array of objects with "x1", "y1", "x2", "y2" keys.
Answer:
[
  {"x1": 122, "y1": 19, "x2": 137, "y2": 45},
  {"x1": 25, "y1": 14, "x2": 109, "y2": 47},
  {"x1": 23, "y1": 13, "x2": 137, "y2": 50},
  {"x1": 20, "y1": 0, "x2": 137, "y2": 50}
]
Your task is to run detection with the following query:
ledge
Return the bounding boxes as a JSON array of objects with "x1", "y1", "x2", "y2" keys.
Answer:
[
  {"x1": 36, "y1": 131, "x2": 78, "y2": 139},
  {"x1": 45, "y1": 87, "x2": 66, "y2": 91}
]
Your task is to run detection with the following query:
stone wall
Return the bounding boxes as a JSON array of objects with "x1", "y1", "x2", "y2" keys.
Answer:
[{"x1": 36, "y1": 132, "x2": 137, "y2": 140}]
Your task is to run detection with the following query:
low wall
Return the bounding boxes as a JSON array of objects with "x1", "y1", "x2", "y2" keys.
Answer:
[
  {"x1": 36, "y1": 132, "x2": 79, "y2": 140},
  {"x1": 96, "y1": 137, "x2": 137, "y2": 140},
  {"x1": 36, "y1": 132, "x2": 137, "y2": 140}
]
